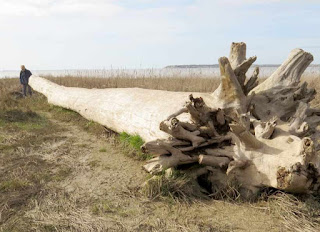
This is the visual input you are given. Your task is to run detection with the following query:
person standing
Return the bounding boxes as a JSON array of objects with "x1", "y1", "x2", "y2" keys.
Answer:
[{"x1": 20, "y1": 65, "x2": 32, "y2": 97}]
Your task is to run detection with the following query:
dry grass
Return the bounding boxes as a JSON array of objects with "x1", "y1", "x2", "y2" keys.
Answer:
[
  {"x1": 141, "y1": 170, "x2": 208, "y2": 202},
  {"x1": 41, "y1": 75, "x2": 320, "y2": 111},
  {"x1": 1, "y1": 74, "x2": 320, "y2": 231},
  {"x1": 45, "y1": 75, "x2": 221, "y2": 92},
  {"x1": 41, "y1": 74, "x2": 318, "y2": 93},
  {"x1": 2, "y1": 73, "x2": 319, "y2": 94},
  {"x1": 266, "y1": 192, "x2": 320, "y2": 232}
]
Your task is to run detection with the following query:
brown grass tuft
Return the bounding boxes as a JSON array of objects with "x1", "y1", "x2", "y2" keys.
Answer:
[
  {"x1": 267, "y1": 192, "x2": 320, "y2": 232},
  {"x1": 1, "y1": 74, "x2": 320, "y2": 231},
  {"x1": 141, "y1": 173, "x2": 205, "y2": 202}
]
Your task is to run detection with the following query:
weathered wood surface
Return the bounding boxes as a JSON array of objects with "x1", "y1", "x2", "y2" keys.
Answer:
[{"x1": 29, "y1": 42, "x2": 320, "y2": 198}]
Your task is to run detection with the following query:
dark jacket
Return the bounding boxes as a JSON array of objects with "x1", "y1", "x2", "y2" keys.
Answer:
[{"x1": 20, "y1": 69, "x2": 32, "y2": 85}]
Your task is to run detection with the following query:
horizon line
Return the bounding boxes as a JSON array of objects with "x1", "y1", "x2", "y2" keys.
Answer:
[{"x1": 1, "y1": 64, "x2": 320, "y2": 71}]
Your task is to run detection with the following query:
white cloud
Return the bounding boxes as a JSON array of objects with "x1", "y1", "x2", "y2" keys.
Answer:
[
  {"x1": 0, "y1": 0, "x2": 189, "y2": 69},
  {"x1": 216, "y1": 0, "x2": 310, "y2": 4},
  {"x1": 0, "y1": 0, "x2": 123, "y2": 17},
  {"x1": 0, "y1": 0, "x2": 319, "y2": 69},
  {"x1": 51, "y1": 0, "x2": 123, "y2": 16}
]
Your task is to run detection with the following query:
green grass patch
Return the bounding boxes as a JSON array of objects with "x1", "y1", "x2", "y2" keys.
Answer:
[
  {"x1": 41, "y1": 225, "x2": 57, "y2": 232},
  {"x1": 12, "y1": 121, "x2": 47, "y2": 131},
  {"x1": 91, "y1": 200, "x2": 115, "y2": 215},
  {"x1": 0, "y1": 119, "x2": 6, "y2": 128},
  {"x1": 78, "y1": 143, "x2": 88, "y2": 148},
  {"x1": 49, "y1": 106, "x2": 106, "y2": 135},
  {"x1": 84, "y1": 120, "x2": 105, "y2": 134},
  {"x1": 0, "y1": 179, "x2": 30, "y2": 192},
  {"x1": 0, "y1": 109, "x2": 40, "y2": 122},
  {"x1": 0, "y1": 144, "x2": 15, "y2": 152},
  {"x1": 0, "y1": 135, "x2": 5, "y2": 143},
  {"x1": 119, "y1": 132, "x2": 144, "y2": 150},
  {"x1": 49, "y1": 105, "x2": 79, "y2": 122},
  {"x1": 118, "y1": 132, "x2": 152, "y2": 160},
  {"x1": 141, "y1": 172, "x2": 206, "y2": 202},
  {"x1": 99, "y1": 147, "x2": 107, "y2": 152},
  {"x1": 49, "y1": 105, "x2": 78, "y2": 114},
  {"x1": 30, "y1": 171, "x2": 53, "y2": 184},
  {"x1": 52, "y1": 166, "x2": 72, "y2": 182},
  {"x1": 0, "y1": 109, "x2": 48, "y2": 131},
  {"x1": 89, "y1": 160, "x2": 100, "y2": 168},
  {"x1": 90, "y1": 199, "x2": 136, "y2": 217}
]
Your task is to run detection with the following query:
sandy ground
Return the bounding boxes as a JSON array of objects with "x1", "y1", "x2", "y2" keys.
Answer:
[{"x1": 0, "y1": 105, "x2": 288, "y2": 232}]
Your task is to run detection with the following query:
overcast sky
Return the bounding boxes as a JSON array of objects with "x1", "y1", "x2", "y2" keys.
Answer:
[{"x1": 0, "y1": 0, "x2": 320, "y2": 70}]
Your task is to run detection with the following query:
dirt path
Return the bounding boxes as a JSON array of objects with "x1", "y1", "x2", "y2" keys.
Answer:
[{"x1": 1, "y1": 110, "x2": 284, "y2": 232}]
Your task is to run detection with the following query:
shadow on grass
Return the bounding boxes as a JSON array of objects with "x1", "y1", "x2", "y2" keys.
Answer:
[{"x1": 0, "y1": 109, "x2": 48, "y2": 132}]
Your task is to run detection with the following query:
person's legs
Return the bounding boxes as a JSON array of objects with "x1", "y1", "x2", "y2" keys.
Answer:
[
  {"x1": 27, "y1": 84, "x2": 32, "y2": 96},
  {"x1": 22, "y1": 84, "x2": 27, "y2": 96}
]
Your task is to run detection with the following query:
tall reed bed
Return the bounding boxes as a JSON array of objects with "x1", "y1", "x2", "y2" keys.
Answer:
[
  {"x1": 45, "y1": 76, "x2": 221, "y2": 93},
  {"x1": 1, "y1": 73, "x2": 319, "y2": 105}
]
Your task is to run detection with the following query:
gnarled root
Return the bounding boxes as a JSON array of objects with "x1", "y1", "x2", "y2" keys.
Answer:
[
  {"x1": 289, "y1": 102, "x2": 309, "y2": 137},
  {"x1": 199, "y1": 154, "x2": 230, "y2": 168},
  {"x1": 252, "y1": 116, "x2": 277, "y2": 139},
  {"x1": 277, "y1": 138, "x2": 318, "y2": 193},
  {"x1": 229, "y1": 122, "x2": 263, "y2": 150},
  {"x1": 143, "y1": 149, "x2": 198, "y2": 174},
  {"x1": 160, "y1": 118, "x2": 205, "y2": 148},
  {"x1": 28, "y1": 42, "x2": 320, "y2": 198},
  {"x1": 244, "y1": 67, "x2": 259, "y2": 95}
]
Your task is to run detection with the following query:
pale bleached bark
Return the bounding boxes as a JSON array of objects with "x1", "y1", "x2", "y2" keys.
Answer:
[
  {"x1": 29, "y1": 42, "x2": 320, "y2": 198},
  {"x1": 29, "y1": 76, "x2": 213, "y2": 142},
  {"x1": 251, "y1": 48, "x2": 314, "y2": 94},
  {"x1": 229, "y1": 42, "x2": 259, "y2": 95}
]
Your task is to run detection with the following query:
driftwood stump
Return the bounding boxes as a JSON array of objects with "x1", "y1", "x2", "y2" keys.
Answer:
[{"x1": 29, "y1": 42, "x2": 320, "y2": 198}]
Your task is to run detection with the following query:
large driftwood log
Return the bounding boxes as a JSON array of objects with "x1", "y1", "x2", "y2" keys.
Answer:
[
  {"x1": 29, "y1": 76, "x2": 215, "y2": 142},
  {"x1": 29, "y1": 42, "x2": 320, "y2": 198}
]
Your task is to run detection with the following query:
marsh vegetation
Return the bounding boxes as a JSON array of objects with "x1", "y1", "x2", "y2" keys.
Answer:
[{"x1": 0, "y1": 75, "x2": 320, "y2": 231}]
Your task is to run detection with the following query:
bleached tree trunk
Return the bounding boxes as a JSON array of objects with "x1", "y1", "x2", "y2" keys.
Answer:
[
  {"x1": 29, "y1": 77, "x2": 210, "y2": 142},
  {"x1": 29, "y1": 42, "x2": 320, "y2": 198}
]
